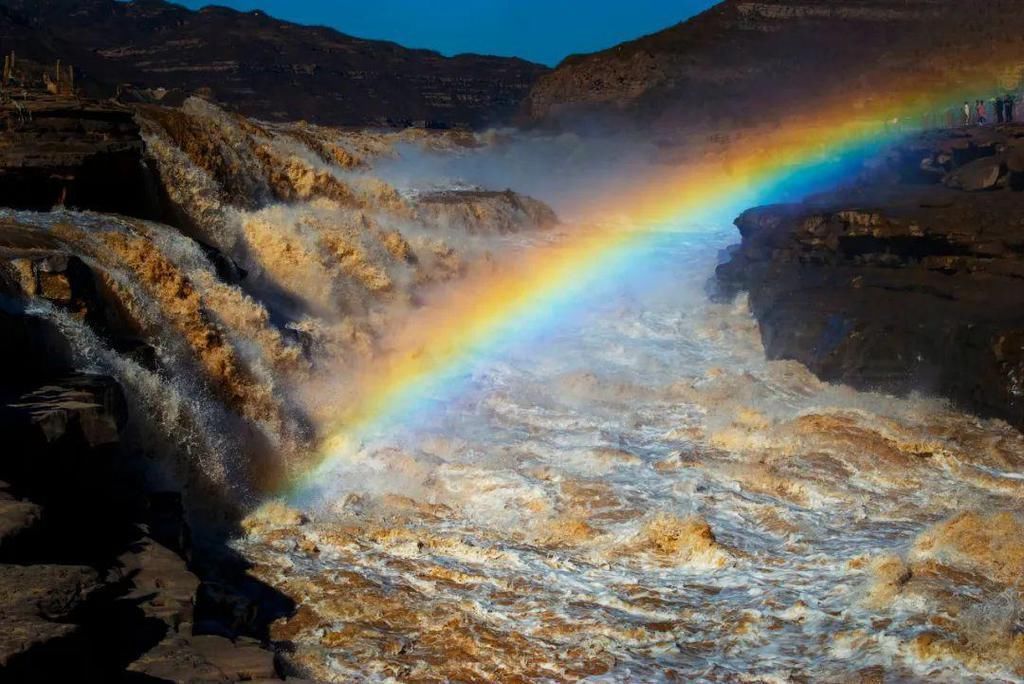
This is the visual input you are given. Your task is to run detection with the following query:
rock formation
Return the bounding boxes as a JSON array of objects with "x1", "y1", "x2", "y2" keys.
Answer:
[
  {"x1": 0, "y1": 212, "x2": 296, "y2": 678},
  {"x1": 0, "y1": 86, "x2": 561, "y2": 677},
  {"x1": 0, "y1": 0, "x2": 547, "y2": 128},
  {"x1": 525, "y1": 0, "x2": 1024, "y2": 134},
  {"x1": 0, "y1": 93, "x2": 163, "y2": 216},
  {"x1": 715, "y1": 123, "x2": 1024, "y2": 430}
]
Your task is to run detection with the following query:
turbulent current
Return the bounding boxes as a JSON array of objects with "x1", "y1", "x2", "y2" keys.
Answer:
[
  {"x1": 240, "y1": 230, "x2": 1024, "y2": 682},
  {"x1": 8, "y1": 98, "x2": 1022, "y2": 681}
]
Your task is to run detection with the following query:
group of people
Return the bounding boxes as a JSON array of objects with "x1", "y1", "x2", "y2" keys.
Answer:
[{"x1": 962, "y1": 94, "x2": 1016, "y2": 125}]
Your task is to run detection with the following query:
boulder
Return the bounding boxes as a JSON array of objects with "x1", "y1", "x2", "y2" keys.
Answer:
[
  {"x1": 0, "y1": 483, "x2": 42, "y2": 551},
  {"x1": 0, "y1": 563, "x2": 100, "y2": 666},
  {"x1": 113, "y1": 536, "x2": 201, "y2": 631},
  {"x1": 128, "y1": 633, "x2": 279, "y2": 682},
  {"x1": 414, "y1": 189, "x2": 559, "y2": 234},
  {"x1": 126, "y1": 634, "x2": 229, "y2": 683},
  {"x1": 0, "y1": 618, "x2": 77, "y2": 669},
  {"x1": 1006, "y1": 145, "x2": 1024, "y2": 191},
  {"x1": 1006, "y1": 145, "x2": 1024, "y2": 174},
  {"x1": 3, "y1": 376, "x2": 127, "y2": 460},
  {"x1": 190, "y1": 635, "x2": 278, "y2": 680},
  {"x1": 942, "y1": 155, "x2": 1004, "y2": 191},
  {"x1": 0, "y1": 563, "x2": 99, "y2": 621}
]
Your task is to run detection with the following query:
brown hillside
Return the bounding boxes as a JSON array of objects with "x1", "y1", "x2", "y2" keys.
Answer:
[
  {"x1": 0, "y1": 0, "x2": 547, "y2": 128},
  {"x1": 525, "y1": 0, "x2": 1024, "y2": 132}
]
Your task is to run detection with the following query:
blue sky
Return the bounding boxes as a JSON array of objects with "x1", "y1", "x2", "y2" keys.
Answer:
[{"x1": 175, "y1": 0, "x2": 719, "y2": 66}]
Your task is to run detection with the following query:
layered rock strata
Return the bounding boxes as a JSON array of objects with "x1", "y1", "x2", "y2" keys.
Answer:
[
  {"x1": 0, "y1": 93, "x2": 163, "y2": 217},
  {"x1": 526, "y1": 0, "x2": 1024, "y2": 134},
  {"x1": 716, "y1": 123, "x2": 1024, "y2": 429},
  {"x1": 0, "y1": 0, "x2": 547, "y2": 128}
]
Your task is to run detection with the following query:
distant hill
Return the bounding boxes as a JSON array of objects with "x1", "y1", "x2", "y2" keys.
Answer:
[
  {"x1": 0, "y1": 0, "x2": 548, "y2": 127},
  {"x1": 525, "y1": 0, "x2": 1024, "y2": 132}
]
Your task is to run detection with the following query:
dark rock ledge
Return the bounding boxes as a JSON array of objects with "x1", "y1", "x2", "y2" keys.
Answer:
[
  {"x1": 0, "y1": 373, "x2": 309, "y2": 682},
  {"x1": 0, "y1": 95, "x2": 308, "y2": 681},
  {"x1": 715, "y1": 124, "x2": 1024, "y2": 430},
  {"x1": 0, "y1": 93, "x2": 168, "y2": 218}
]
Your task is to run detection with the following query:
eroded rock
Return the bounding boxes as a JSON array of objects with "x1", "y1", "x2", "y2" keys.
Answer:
[
  {"x1": 5, "y1": 376, "x2": 127, "y2": 451},
  {"x1": 113, "y1": 536, "x2": 201, "y2": 631},
  {"x1": 128, "y1": 633, "x2": 278, "y2": 683},
  {"x1": 0, "y1": 93, "x2": 162, "y2": 218},
  {"x1": 716, "y1": 124, "x2": 1024, "y2": 430},
  {"x1": 0, "y1": 563, "x2": 100, "y2": 666},
  {"x1": 943, "y1": 155, "x2": 1005, "y2": 191},
  {"x1": 0, "y1": 483, "x2": 41, "y2": 551}
]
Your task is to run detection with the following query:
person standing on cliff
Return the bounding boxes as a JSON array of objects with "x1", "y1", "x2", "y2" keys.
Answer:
[
  {"x1": 995, "y1": 96, "x2": 1005, "y2": 124},
  {"x1": 963, "y1": 101, "x2": 971, "y2": 126},
  {"x1": 1007, "y1": 94, "x2": 1016, "y2": 123},
  {"x1": 976, "y1": 100, "x2": 987, "y2": 125}
]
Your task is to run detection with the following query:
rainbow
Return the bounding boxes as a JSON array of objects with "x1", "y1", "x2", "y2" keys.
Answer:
[{"x1": 289, "y1": 76, "x2": 1013, "y2": 504}]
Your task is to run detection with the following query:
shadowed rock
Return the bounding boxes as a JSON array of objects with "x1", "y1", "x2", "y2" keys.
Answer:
[
  {"x1": 0, "y1": 563, "x2": 100, "y2": 667},
  {"x1": 0, "y1": 0, "x2": 547, "y2": 128},
  {"x1": 0, "y1": 93, "x2": 165, "y2": 217},
  {"x1": 0, "y1": 482, "x2": 41, "y2": 552},
  {"x1": 716, "y1": 124, "x2": 1024, "y2": 430},
  {"x1": 943, "y1": 155, "x2": 1006, "y2": 191},
  {"x1": 526, "y1": 0, "x2": 1024, "y2": 136}
]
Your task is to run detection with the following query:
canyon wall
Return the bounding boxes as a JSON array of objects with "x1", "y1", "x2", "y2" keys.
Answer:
[
  {"x1": 0, "y1": 0, "x2": 547, "y2": 128},
  {"x1": 525, "y1": 0, "x2": 1024, "y2": 134},
  {"x1": 716, "y1": 123, "x2": 1024, "y2": 429}
]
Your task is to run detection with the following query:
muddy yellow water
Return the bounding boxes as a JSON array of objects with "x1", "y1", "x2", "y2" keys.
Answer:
[
  {"x1": 19, "y1": 102, "x2": 1018, "y2": 681},
  {"x1": 235, "y1": 231, "x2": 1024, "y2": 682}
]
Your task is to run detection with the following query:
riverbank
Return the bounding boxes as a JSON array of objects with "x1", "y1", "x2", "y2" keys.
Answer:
[{"x1": 716, "y1": 123, "x2": 1024, "y2": 430}]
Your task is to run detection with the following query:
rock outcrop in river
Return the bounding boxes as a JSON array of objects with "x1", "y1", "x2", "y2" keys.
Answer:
[{"x1": 716, "y1": 123, "x2": 1024, "y2": 430}]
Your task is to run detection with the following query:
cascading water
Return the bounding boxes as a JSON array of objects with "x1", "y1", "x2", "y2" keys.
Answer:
[
  {"x1": 1, "y1": 98, "x2": 563, "y2": 507},
  {"x1": 239, "y1": 225, "x2": 1024, "y2": 682},
  {"x1": 4, "y1": 96, "x2": 1022, "y2": 681}
]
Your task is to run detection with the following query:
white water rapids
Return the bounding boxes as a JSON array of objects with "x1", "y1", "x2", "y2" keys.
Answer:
[
  {"x1": 8, "y1": 99, "x2": 1020, "y2": 680},
  {"x1": 237, "y1": 225, "x2": 1024, "y2": 682}
]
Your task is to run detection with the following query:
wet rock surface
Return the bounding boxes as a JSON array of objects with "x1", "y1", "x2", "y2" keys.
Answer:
[
  {"x1": 0, "y1": 212, "x2": 292, "y2": 679},
  {"x1": 0, "y1": 374, "x2": 293, "y2": 680},
  {"x1": 716, "y1": 123, "x2": 1024, "y2": 429},
  {"x1": 414, "y1": 189, "x2": 560, "y2": 234},
  {"x1": 0, "y1": 562, "x2": 99, "y2": 668}
]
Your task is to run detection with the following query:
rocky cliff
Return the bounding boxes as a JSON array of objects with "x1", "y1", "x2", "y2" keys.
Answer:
[
  {"x1": 0, "y1": 259, "x2": 294, "y2": 679},
  {"x1": 525, "y1": 0, "x2": 1024, "y2": 133},
  {"x1": 0, "y1": 93, "x2": 166, "y2": 216},
  {"x1": 0, "y1": 90, "x2": 561, "y2": 678},
  {"x1": 0, "y1": 0, "x2": 547, "y2": 128},
  {"x1": 715, "y1": 123, "x2": 1024, "y2": 430}
]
